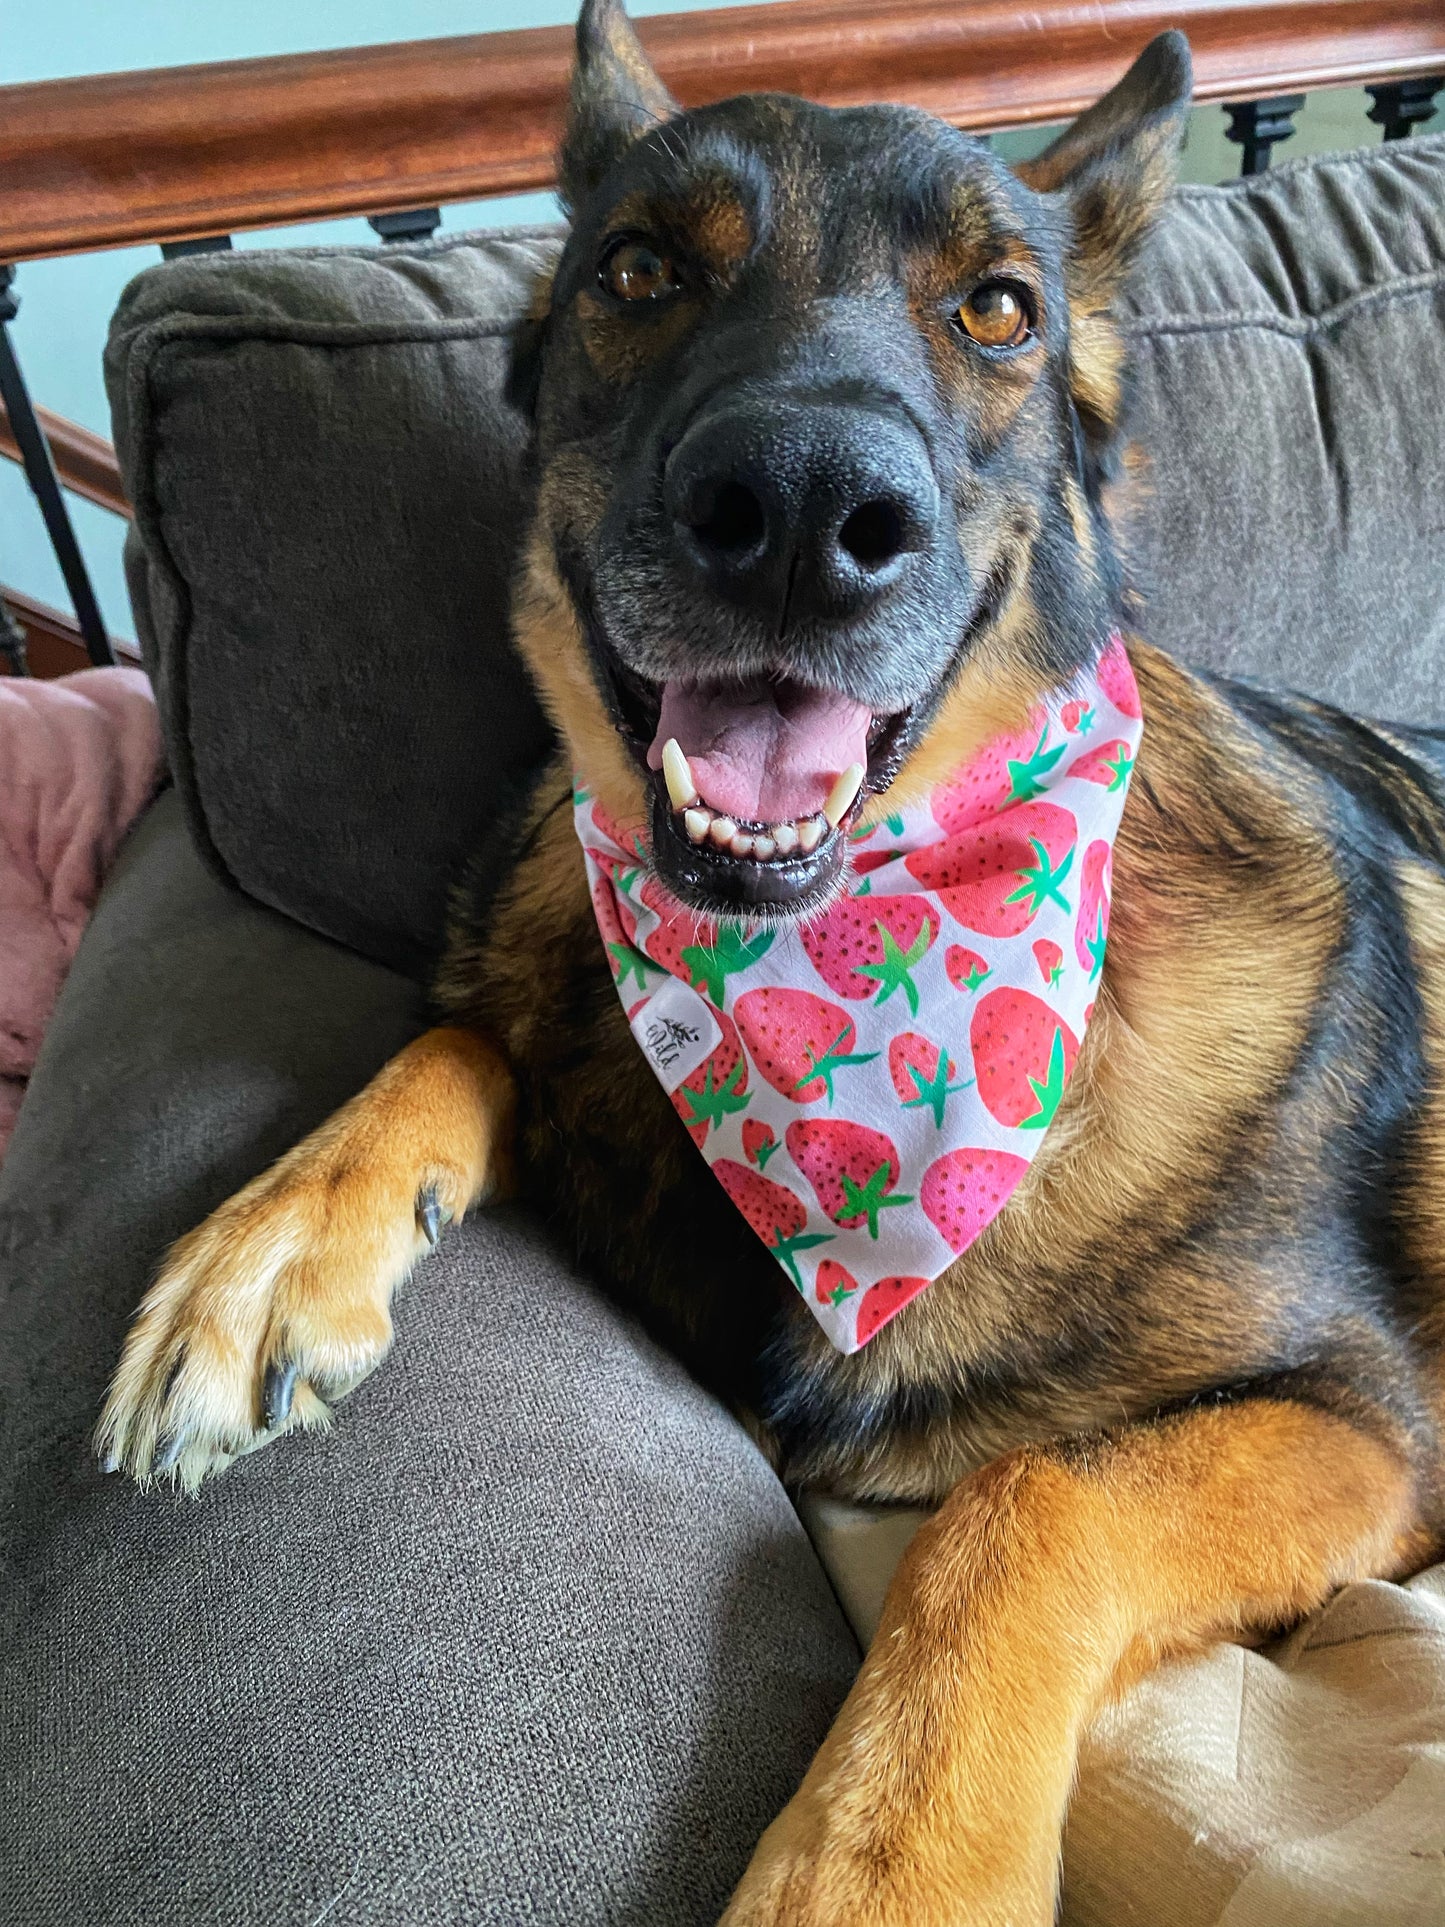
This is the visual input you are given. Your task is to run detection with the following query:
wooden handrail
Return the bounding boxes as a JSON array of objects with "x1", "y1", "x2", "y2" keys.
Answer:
[
  {"x1": 2, "y1": 0, "x2": 1442, "y2": 263},
  {"x1": 0, "y1": 399, "x2": 130, "y2": 517}
]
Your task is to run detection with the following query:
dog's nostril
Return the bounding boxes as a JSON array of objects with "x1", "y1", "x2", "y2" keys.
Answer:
[
  {"x1": 687, "y1": 480, "x2": 767, "y2": 555},
  {"x1": 838, "y1": 499, "x2": 907, "y2": 571}
]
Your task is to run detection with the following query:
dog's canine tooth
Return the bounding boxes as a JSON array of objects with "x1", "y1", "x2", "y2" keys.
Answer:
[
  {"x1": 709, "y1": 815, "x2": 738, "y2": 848},
  {"x1": 797, "y1": 815, "x2": 824, "y2": 854},
  {"x1": 771, "y1": 821, "x2": 799, "y2": 856},
  {"x1": 683, "y1": 808, "x2": 711, "y2": 844},
  {"x1": 753, "y1": 834, "x2": 777, "y2": 861},
  {"x1": 729, "y1": 831, "x2": 755, "y2": 859},
  {"x1": 824, "y1": 762, "x2": 865, "y2": 829},
  {"x1": 662, "y1": 738, "x2": 698, "y2": 810}
]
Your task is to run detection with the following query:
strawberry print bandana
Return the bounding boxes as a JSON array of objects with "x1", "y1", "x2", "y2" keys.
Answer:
[{"x1": 575, "y1": 634, "x2": 1142, "y2": 1353}]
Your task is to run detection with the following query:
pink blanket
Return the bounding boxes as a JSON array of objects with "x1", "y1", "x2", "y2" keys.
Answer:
[{"x1": 0, "y1": 667, "x2": 163, "y2": 1160}]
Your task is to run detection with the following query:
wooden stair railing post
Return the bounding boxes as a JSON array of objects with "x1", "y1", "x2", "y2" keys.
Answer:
[{"x1": 0, "y1": 267, "x2": 114, "y2": 667}]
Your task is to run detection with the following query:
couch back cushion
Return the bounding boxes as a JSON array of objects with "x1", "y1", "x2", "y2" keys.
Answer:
[{"x1": 107, "y1": 136, "x2": 1445, "y2": 975}]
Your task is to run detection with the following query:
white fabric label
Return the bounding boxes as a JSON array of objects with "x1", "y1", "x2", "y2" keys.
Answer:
[{"x1": 628, "y1": 975, "x2": 723, "y2": 1093}]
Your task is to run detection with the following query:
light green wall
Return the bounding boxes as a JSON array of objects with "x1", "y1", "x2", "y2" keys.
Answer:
[{"x1": 2, "y1": 1, "x2": 1435, "y2": 639}]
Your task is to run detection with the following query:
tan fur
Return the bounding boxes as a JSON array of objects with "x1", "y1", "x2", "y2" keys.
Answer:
[
  {"x1": 722, "y1": 1401, "x2": 1417, "y2": 1926},
  {"x1": 96, "y1": 1028, "x2": 514, "y2": 1489}
]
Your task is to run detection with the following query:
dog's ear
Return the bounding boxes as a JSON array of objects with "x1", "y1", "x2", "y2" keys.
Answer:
[
  {"x1": 1015, "y1": 32, "x2": 1192, "y2": 309},
  {"x1": 560, "y1": 0, "x2": 678, "y2": 212}
]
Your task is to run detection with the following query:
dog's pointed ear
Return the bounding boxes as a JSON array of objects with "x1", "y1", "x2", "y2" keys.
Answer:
[
  {"x1": 560, "y1": 0, "x2": 678, "y2": 212},
  {"x1": 1015, "y1": 32, "x2": 1192, "y2": 307}
]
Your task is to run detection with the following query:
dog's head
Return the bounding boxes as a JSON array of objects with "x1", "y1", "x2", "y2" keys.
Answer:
[{"x1": 512, "y1": 0, "x2": 1189, "y2": 917}]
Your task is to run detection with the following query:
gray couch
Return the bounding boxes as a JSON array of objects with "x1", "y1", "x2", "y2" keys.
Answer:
[{"x1": 3, "y1": 133, "x2": 1443, "y2": 1926}]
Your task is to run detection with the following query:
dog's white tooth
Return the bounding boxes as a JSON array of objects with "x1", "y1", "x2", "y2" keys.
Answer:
[
  {"x1": 729, "y1": 832, "x2": 755, "y2": 859},
  {"x1": 709, "y1": 816, "x2": 738, "y2": 848},
  {"x1": 797, "y1": 815, "x2": 824, "y2": 854},
  {"x1": 662, "y1": 738, "x2": 698, "y2": 811},
  {"x1": 824, "y1": 762, "x2": 865, "y2": 830},
  {"x1": 752, "y1": 834, "x2": 776, "y2": 861},
  {"x1": 683, "y1": 808, "x2": 711, "y2": 844},
  {"x1": 771, "y1": 822, "x2": 799, "y2": 856}
]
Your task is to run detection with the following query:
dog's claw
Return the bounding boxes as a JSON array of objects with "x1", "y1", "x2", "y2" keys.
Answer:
[
  {"x1": 262, "y1": 1360, "x2": 299, "y2": 1430},
  {"x1": 417, "y1": 1187, "x2": 453, "y2": 1247},
  {"x1": 101, "y1": 1451, "x2": 121, "y2": 1475},
  {"x1": 153, "y1": 1430, "x2": 186, "y2": 1476}
]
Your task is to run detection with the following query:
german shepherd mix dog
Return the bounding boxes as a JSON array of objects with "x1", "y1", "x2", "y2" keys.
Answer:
[{"x1": 100, "y1": 3, "x2": 1445, "y2": 1919}]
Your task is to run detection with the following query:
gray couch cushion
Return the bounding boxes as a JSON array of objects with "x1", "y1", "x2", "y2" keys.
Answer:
[
  {"x1": 107, "y1": 138, "x2": 1445, "y2": 972},
  {"x1": 0, "y1": 790, "x2": 859, "y2": 1926},
  {"x1": 107, "y1": 233, "x2": 561, "y2": 978},
  {"x1": 1121, "y1": 134, "x2": 1445, "y2": 716}
]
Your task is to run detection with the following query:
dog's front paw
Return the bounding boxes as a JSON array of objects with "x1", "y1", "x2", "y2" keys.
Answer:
[{"x1": 96, "y1": 1147, "x2": 465, "y2": 1492}]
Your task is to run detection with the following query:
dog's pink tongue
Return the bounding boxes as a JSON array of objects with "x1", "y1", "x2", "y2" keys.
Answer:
[{"x1": 648, "y1": 678, "x2": 872, "y2": 823}]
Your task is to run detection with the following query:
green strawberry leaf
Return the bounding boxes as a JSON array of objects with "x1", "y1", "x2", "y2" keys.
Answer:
[
  {"x1": 903, "y1": 1055, "x2": 975, "y2": 1129},
  {"x1": 1004, "y1": 837, "x2": 1074, "y2": 918},
  {"x1": 1018, "y1": 1025, "x2": 1069, "y2": 1131},
  {"x1": 676, "y1": 1058, "x2": 751, "y2": 1134},
  {"x1": 858, "y1": 915, "x2": 934, "y2": 1017},
  {"x1": 1103, "y1": 748, "x2": 1134, "y2": 793},
  {"x1": 608, "y1": 942, "x2": 658, "y2": 990},
  {"x1": 772, "y1": 1230, "x2": 834, "y2": 1292},
  {"x1": 1075, "y1": 707, "x2": 1096, "y2": 736},
  {"x1": 837, "y1": 1163, "x2": 914, "y2": 1240},
  {"x1": 1006, "y1": 725, "x2": 1068, "y2": 803},
  {"x1": 755, "y1": 1135, "x2": 779, "y2": 1170},
  {"x1": 682, "y1": 926, "x2": 775, "y2": 1004},
  {"x1": 791, "y1": 1026, "x2": 880, "y2": 1105},
  {"x1": 855, "y1": 877, "x2": 872, "y2": 896},
  {"x1": 885, "y1": 812, "x2": 906, "y2": 836},
  {"x1": 1086, "y1": 905, "x2": 1108, "y2": 983},
  {"x1": 825, "y1": 1279, "x2": 856, "y2": 1306}
]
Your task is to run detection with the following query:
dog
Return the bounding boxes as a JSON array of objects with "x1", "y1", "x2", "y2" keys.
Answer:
[{"x1": 98, "y1": 5, "x2": 1445, "y2": 1920}]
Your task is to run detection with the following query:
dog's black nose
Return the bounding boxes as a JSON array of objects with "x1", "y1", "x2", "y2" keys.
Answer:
[{"x1": 664, "y1": 401, "x2": 938, "y2": 626}]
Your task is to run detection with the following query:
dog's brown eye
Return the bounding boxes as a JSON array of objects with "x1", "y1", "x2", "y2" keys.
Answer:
[
  {"x1": 955, "y1": 282, "x2": 1032, "y2": 349},
  {"x1": 600, "y1": 239, "x2": 679, "y2": 303}
]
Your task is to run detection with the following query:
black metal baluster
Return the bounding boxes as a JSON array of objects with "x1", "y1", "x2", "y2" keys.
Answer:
[
  {"x1": 0, "y1": 265, "x2": 113, "y2": 667},
  {"x1": 1366, "y1": 78, "x2": 1444, "y2": 141},
  {"x1": 0, "y1": 593, "x2": 29, "y2": 676},
  {"x1": 369, "y1": 208, "x2": 443, "y2": 244},
  {"x1": 160, "y1": 235, "x2": 234, "y2": 259},
  {"x1": 1223, "y1": 95, "x2": 1306, "y2": 175}
]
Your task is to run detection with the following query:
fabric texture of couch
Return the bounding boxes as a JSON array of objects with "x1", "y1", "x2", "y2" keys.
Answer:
[
  {"x1": 0, "y1": 792, "x2": 860, "y2": 1926},
  {"x1": 4, "y1": 131, "x2": 1445, "y2": 1927}
]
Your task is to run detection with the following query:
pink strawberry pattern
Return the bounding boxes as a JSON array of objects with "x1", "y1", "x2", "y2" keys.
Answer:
[
  {"x1": 945, "y1": 945, "x2": 991, "y2": 994},
  {"x1": 1032, "y1": 938, "x2": 1064, "y2": 987},
  {"x1": 670, "y1": 1008, "x2": 750, "y2": 1148},
  {"x1": 888, "y1": 1032, "x2": 971, "y2": 1128},
  {"x1": 785, "y1": 1120, "x2": 913, "y2": 1238},
  {"x1": 905, "y1": 800, "x2": 1076, "y2": 938},
  {"x1": 742, "y1": 1119, "x2": 779, "y2": 1170},
  {"x1": 575, "y1": 634, "x2": 1141, "y2": 1353},
  {"x1": 800, "y1": 895, "x2": 937, "y2": 1013},
  {"x1": 1075, "y1": 840, "x2": 1113, "y2": 980},
  {"x1": 733, "y1": 988, "x2": 878, "y2": 1105},
  {"x1": 921, "y1": 1149, "x2": 1031, "y2": 1253}
]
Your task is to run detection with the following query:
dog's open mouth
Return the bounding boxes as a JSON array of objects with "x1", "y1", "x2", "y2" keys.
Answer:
[{"x1": 592, "y1": 633, "x2": 913, "y2": 911}]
